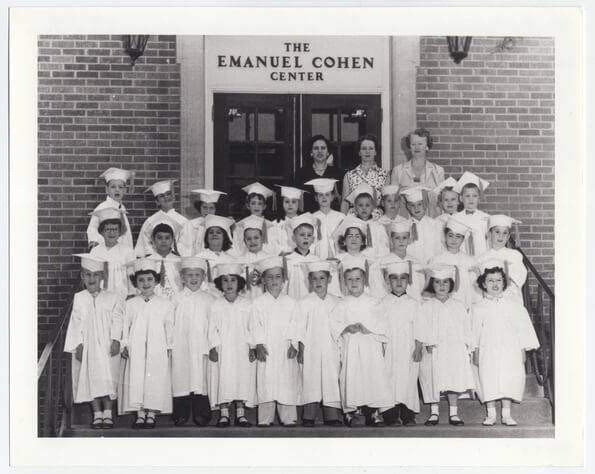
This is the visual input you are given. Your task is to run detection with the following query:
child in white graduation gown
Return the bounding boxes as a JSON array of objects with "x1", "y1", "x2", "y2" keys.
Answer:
[
  {"x1": 330, "y1": 254, "x2": 392, "y2": 426},
  {"x1": 299, "y1": 261, "x2": 342, "y2": 426},
  {"x1": 417, "y1": 265, "x2": 475, "y2": 427},
  {"x1": 119, "y1": 258, "x2": 174, "y2": 428},
  {"x1": 432, "y1": 177, "x2": 460, "y2": 226},
  {"x1": 171, "y1": 257, "x2": 215, "y2": 426},
  {"x1": 145, "y1": 221, "x2": 183, "y2": 300},
  {"x1": 238, "y1": 215, "x2": 274, "y2": 300},
  {"x1": 453, "y1": 171, "x2": 491, "y2": 257},
  {"x1": 64, "y1": 254, "x2": 124, "y2": 429},
  {"x1": 135, "y1": 179, "x2": 189, "y2": 257},
  {"x1": 208, "y1": 262, "x2": 256, "y2": 427},
  {"x1": 249, "y1": 256, "x2": 302, "y2": 426},
  {"x1": 380, "y1": 261, "x2": 423, "y2": 425},
  {"x1": 87, "y1": 167, "x2": 134, "y2": 251},
  {"x1": 89, "y1": 207, "x2": 136, "y2": 299},
  {"x1": 471, "y1": 260, "x2": 540, "y2": 426},
  {"x1": 272, "y1": 185, "x2": 306, "y2": 255}
]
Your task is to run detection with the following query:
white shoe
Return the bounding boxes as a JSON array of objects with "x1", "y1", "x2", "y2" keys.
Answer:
[
  {"x1": 482, "y1": 415, "x2": 496, "y2": 426},
  {"x1": 501, "y1": 415, "x2": 518, "y2": 426}
]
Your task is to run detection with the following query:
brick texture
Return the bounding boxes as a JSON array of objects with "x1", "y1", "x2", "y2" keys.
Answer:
[
  {"x1": 38, "y1": 35, "x2": 180, "y2": 335},
  {"x1": 416, "y1": 36, "x2": 554, "y2": 288}
]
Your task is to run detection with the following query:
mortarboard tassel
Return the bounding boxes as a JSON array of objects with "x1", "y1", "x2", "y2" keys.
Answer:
[
  {"x1": 338, "y1": 263, "x2": 346, "y2": 296},
  {"x1": 454, "y1": 265, "x2": 460, "y2": 292},
  {"x1": 245, "y1": 266, "x2": 251, "y2": 291},
  {"x1": 372, "y1": 187, "x2": 378, "y2": 205},
  {"x1": 261, "y1": 221, "x2": 268, "y2": 245},
  {"x1": 410, "y1": 221, "x2": 419, "y2": 243},
  {"x1": 282, "y1": 255, "x2": 289, "y2": 283},
  {"x1": 206, "y1": 260, "x2": 212, "y2": 283},
  {"x1": 366, "y1": 223, "x2": 374, "y2": 248},
  {"x1": 408, "y1": 260, "x2": 413, "y2": 285},
  {"x1": 513, "y1": 222, "x2": 520, "y2": 248},
  {"x1": 467, "y1": 232, "x2": 475, "y2": 256},
  {"x1": 364, "y1": 259, "x2": 370, "y2": 287},
  {"x1": 298, "y1": 192, "x2": 305, "y2": 213},
  {"x1": 271, "y1": 191, "x2": 277, "y2": 213},
  {"x1": 504, "y1": 260, "x2": 511, "y2": 287},
  {"x1": 159, "y1": 259, "x2": 166, "y2": 287},
  {"x1": 316, "y1": 218, "x2": 322, "y2": 241},
  {"x1": 127, "y1": 170, "x2": 136, "y2": 195}
]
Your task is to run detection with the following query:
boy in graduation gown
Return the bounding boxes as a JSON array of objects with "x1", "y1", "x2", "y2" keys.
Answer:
[
  {"x1": 179, "y1": 189, "x2": 226, "y2": 257},
  {"x1": 233, "y1": 182, "x2": 277, "y2": 255},
  {"x1": 250, "y1": 256, "x2": 302, "y2": 427},
  {"x1": 64, "y1": 254, "x2": 124, "y2": 429},
  {"x1": 298, "y1": 260, "x2": 343, "y2": 426},
  {"x1": 238, "y1": 215, "x2": 274, "y2": 300},
  {"x1": 87, "y1": 167, "x2": 134, "y2": 251},
  {"x1": 135, "y1": 179, "x2": 189, "y2": 257},
  {"x1": 145, "y1": 219, "x2": 183, "y2": 300},
  {"x1": 273, "y1": 185, "x2": 306, "y2": 254}
]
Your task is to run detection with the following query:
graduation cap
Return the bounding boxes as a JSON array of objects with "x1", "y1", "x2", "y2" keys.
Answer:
[
  {"x1": 473, "y1": 256, "x2": 511, "y2": 286},
  {"x1": 288, "y1": 212, "x2": 317, "y2": 234},
  {"x1": 332, "y1": 215, "x2": 372, "y2": 250},
  {"x1": 445, "y1": 216, "x2": 475, "y2": 255},
  {"x1": 255, "y1": 255, "x2": 286, "y2": 280},
  {"x1": 242, "y1": 182, "x2": 274, "y2": 199},
  {"x1": 400, "y1": 186, "x2": 430, "y2": 203},
  {"x1": 421, "y1": 263, "x2": 460, "y2": 292},
  {"x1": 453, "y1": 171, "x2": 489, "y2": 194},
  {"x1": 180, "y1": 256, "x2": 208, "y2": 272},
  {"x1": 74, "y1": 253, "x2": 107, "y2": 273},
  {"x1": 100, "y1": 167, "x2": 133, "y2": 184},
  {"x1": 381, "y1": 184, "x2": 400, "y2": 197},
  {"x1": 190, "y1": 189, "x2": 227, "y2": 204},
  {"x1": 240, "y1": 215, "x2": 268, "y2": 244},
  {"x1": 146, "y1": 180, "x2": 175, "y2": 197},
  {"x1": 432, "y1": 177, "x2": 458, "y2": 196},
  {"x1": 488, "y1": 214, "x2": 522, "y2": 247},
  {"x1": 380, "y1": 259, "x2": 414, "y2": 285},
  {"x1": 389, "y1": 219, "x2": 413, "y2": 235},
  {"x1": 128, "y1": 257, "x2": 161, "y2": 274},
  {"x1": 90, "y1": 207, "x2": 128, "y2": 236},
  {"x1": 149, "y1": 215, "x2": 184, "y2": 238},
  {"x1": 344, "y1": 182, "x2": 377, "y2": 205},
  {"x1": 213, "y1": 262, "x2": 246, "y2": 279},
  {"x1": 304, "y1": 178, "x2": 338, "y2": 194}
]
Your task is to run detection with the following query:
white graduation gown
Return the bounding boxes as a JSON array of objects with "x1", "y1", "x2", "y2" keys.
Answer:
[
  {"x1": 312, "y1": 210, "x2": 345, "y2": 260},
  {"x1": 90, "y1": 242, "x2": 136, "y2": 298},
  {"x1": 63, "y1": 290, "x2": 124, "y2": 403},
  {"x1": 471, "y1": 295, "x2": 539, "y2": 402},
  {"x1": 249, "y1": 292, "x2": 301, "y2": 405},
  {"x1": 283, "y1": 251, "x2": 323, "y2": 300},
  {"x1": 407, "y1": 216, "x2": 444, "y2": 265},
  {"x1": 171, "y1": 287, "x2": 215, "y2": 397},
  {"x1": 147, "y1": 252, "x2": 183, "y2": 300},
  {"x1": 363, "y1": 218, "x2": 391, "y2": 258},
  {"x1": 330, "y1": 294, "x2": 392, "y2": 411},
  {"x1": 367, "y1": 253, "x2": 425, "y2": 300},
  {"x1": 429, "y1": 251, "x2": 477, "y2": 309},
  {"x1": 86, "y1": 197, "x2": 133, "y2": 250},
  {"x1": 119, "y1": 295, "x2": 174, "y2": 414},
  {"x1": 417, "y1": 297, "x2": 475, "y2": 403},
  {"x1": 178, "y1": 216, "x2": 205, "y2": 257},
  {"x1": 298, "y1": 293, "x2": 341, "y2": 407},
  {"x1": 454, "y1": 209, "x2": 490, "y2": 257},
  {"x1": 381, "y1": 293, "x2": 421, "y2": 412},
  {"x1": 207, "y1": 295, "x2": 257, "y2": 407},
  {"x1": 135, "y1": 209, "x2": 189, "y2": 257}
]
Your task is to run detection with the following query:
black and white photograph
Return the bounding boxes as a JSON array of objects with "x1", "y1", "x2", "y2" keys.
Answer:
[{"x1": 8, "y1": 5, "x2": 585, "y2": 469}]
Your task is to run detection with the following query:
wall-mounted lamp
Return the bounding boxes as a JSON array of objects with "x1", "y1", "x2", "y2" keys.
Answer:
[
  {"x1": 123, "y1": 35, "x2": 150, "y2": 67},
  {"x1": 446, "y1": 36, "x2": 472, "y2": 64}
]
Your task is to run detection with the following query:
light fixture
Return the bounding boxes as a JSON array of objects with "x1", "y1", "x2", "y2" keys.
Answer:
[
  {"x1": 123, "y1": 35, "x2": 150, "y2": 67},
  {"x1": 446, "y1": 36, "x2": 472, "y2": 64}
]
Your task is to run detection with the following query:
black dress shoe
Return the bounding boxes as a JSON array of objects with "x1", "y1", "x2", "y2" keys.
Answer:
[
  {"x1": 234, "y1": 416, "x2": 252, "y2": 427},
  {"x1": 324, "y1": 419, "x2": 343, "y2": 426},
  {"x1": 173, "y1": 417, "x2": 188, "y2": 426},
  {"x1": 193, "y1": 416, "x2": 210, "y2": 426},
  {"x1": 448, "y1": 416, "x2": 464, "y2": 426},
  {"x1": 402, "y1": 418, "x2": 416, "y2": 426},
  {"x1": 424, "y1": 415, "x2": 439, "y2": 426}
]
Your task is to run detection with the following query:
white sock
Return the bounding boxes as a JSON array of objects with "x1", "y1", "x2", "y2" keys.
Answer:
[
  {"x1": 93, "y1": 411, "x2": 102, "y2": 421},
  {"x1": 487, "y1": 406, "x2": 497, "y2": 418},
  {"x1": 431, "y1": 404, "x2": 439, "y2": 416},
  {"x1": 449, "y1": 406, "x2": 458, "y2": 417},
  {"x1": 146, "y1": 410, "x2": 155, "y2": 420},
  {"x1": 137, "y1": 409, "x2": 146, "y2": 418},
  {"x1": 220, "y1": 406, "x2": 229, "y2": 417},
  {"x1": 102, "y1": 409, "x2": 112, "y2": 419},
  {"x1": 502, "y1": 406, "x2": 511, "y2": 418},
  {"x1": 236, "y1": 406, "x2": 245, "y2": 418}
]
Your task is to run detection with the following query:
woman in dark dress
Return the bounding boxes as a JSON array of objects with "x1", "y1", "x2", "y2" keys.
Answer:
[{"x1": 294, "y1": 135, "x2": 345, "y2": 213}]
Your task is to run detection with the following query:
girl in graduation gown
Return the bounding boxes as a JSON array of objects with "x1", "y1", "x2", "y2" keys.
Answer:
[
  {"x1": 238, "y1": 215, "x2": 274, "y2": 300},
  {"x1": 432, "y1": 177, "x2": 460, "y2": 226},
  {"x1": 271, "y1": 186, "x2": 305, "y2": 255},
  {"x1": 471, "y1": 261, "x2": 540, "y2": 426},
  {"x1": 207, "y1": 263, "x2": 256, "y2": 427},
  {"x1": 170, "y1": 257, "x2": 215, "y2": 426},
  {"x1": 64, "y1": 254, "x2": 124, "y2": 429},
  {"x1": 119, "y1": 258, "x2": 174, "y2": 428},
  {"x1": 330, "y1": 254, "x2": 392, "y2": 426},
  {"x1": 417, "y1": 265, "x2": 475, "y2": 427},
  {"x1": 306, "y1": 178, "x2": 345, "y2": 260}
]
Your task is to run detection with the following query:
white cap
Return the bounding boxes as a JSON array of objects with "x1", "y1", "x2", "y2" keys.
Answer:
[
  {"x1": 475, "y1": 257, "x2": 509, "y2": 274},
  {"x1": 332, "y1": 215, "x2": 368, "y2": 240},
  {"x1": 90, "y1": 207, "x2": 125, "y2": 223},
  {"x1": 204, "y1": 214, "x2": 234, "y2": 235},
  {"x1": 180, "y1": 256, "x2": 208, "y2": 272},
  {"x1": 255, "y1": 255, "x2": 284, "y2": 274},
  {"x1": 488, "y1": 214, "x2": 521, "y2": 229},
  {"x1": 454, "y1": 171, "x2": 489, "y2": 194},
  {"x1": 345, "y1": 182, "x2": 376, "y2": 204},
  {"x1": 400, "y1": 186, "x2": 429, "y2": 203},
  {"x1": 190, "y1": 189, "x2": 226, "y2": 204},
  {"x1": 289, "y1": 212, "x2": 317, "y2": 233},
  {"x1": 241, "y1": 215, "x2": 265, "y2": 232},
  {"x1": 146, "y1": 180, "x2": 175, "y2": 196},
  {"x1": 425, "y1": 264, "x2": 456, "y2": 280},
  {"x1": 242, "y1": 182, "x2": 274, "y2": 199},
  {"x1": 390, "y1": 219, "x2": 413, "y2": 234},
  {"x1": 303, "y1": 260, "x2": 333, "y2": 274},
  {"x1": 432, "y1": 177, "x2": 458, "y2": 195},
  {"x1": 304, "y1": 178, "x2": 337, "y2": 194},
  {"x1": 340, "y1": 254, "x2": 367, "y2": 273},
  {"x1": 276, "y1": 185, "x2": 305, "y2": 200},
  {"x1": 214, "y1": 262, "x2": 245, "y2": 279},
  {"x1": 130, "y1": 257, "x2": 161, "y2": 274},
  {"x1": 381, "y1": 184, "x2": 400, "y2": 196},
  {"x1": 445, "y1": 217, "x2": 472, "y2": 236},
  {"x1": 100, "y1": 167, "x2": 133, "y2": 183},
  {"x1": 74, "y1": 253, "x2": 106, "y2": 273},
  {"x1": 381, "y1": 260, "x2": 411, "y2": 276}
]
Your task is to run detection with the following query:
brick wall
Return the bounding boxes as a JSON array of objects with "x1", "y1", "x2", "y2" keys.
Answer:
[
  {"x1": 38, "y1": 35, "x2": 181, "y2": 335},
  {"x1": 416, "y1": 36, "x2": 554, "y2": 287}
]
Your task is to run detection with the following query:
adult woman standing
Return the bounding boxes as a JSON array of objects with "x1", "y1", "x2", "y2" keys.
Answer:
[
  {"x1": 294, "y1": 135, "x2": 345, "y2": 213},
  {"x1": 341, "y1": 134, "x2": 388, "y2": 214}
]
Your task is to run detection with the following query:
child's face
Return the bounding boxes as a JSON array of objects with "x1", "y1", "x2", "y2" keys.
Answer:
[
  {"x1": 345, "y1": 228, "x2": 364, "y2": 253},
  {"x1": 445, "y1": 230, "x2": 465, "y2": 252},
  {"x1": 460, "y1": 185, "x2": 479, "y2": 211},
  {"x1": 315, "y1": 191, "x2": 333, "y2": 210},
  {"x1": 105, "y1": 179, "x2": 126, "y2": 202},
  {"x1": 182, "y1": 268, "x2": 205, "y2": 291},
  {"x1": 153, "y1": 231, "x2": 173, "y2": 256},
  {"x1": 220, "y1": 274, "x2": 240, "y2": 298},
  {"x1": 345, "y1": 269, "x2": 365, "y2": 297},
  {"x1": 206, "y1": 226, "x2": 224, "y2": 251},
  {"x1": 136, "y1": 272, "x2": 157, "y2": 297},
  {"x1": 101, "y1": 222, "x2": 121, "y2": 247},
  {"x1": 489, "y1": 225, "x2": 510, "y2": 250},
  {"x1": 484, "y1": 272, "x2": 505, "y2": 296},
  {"x1": 432, "y1": 277, "x2": 451, "y2": 300},
  {"x1": 244, "y1": 228, "x2": 263, "y2": 253},
  {"x1": 440, "y1": 190, "x2": 459, "y2": 214},
  {"x1": 81, "y1": 268, "x2": 103, "y2": 293},
  {"x1": 405, "y1": 199, "x2": 425, "y2": 220},
  {"x1": 263, "y1": 267, "x2": 284, "y2": 296},
  {"x1": 292, "y1": 224, "x2": 314, "y2": 252},
  {"x1": 199, "y1": 202, "x2": 216, "y2": 217},
  {"x1": 387, "y1": 273, "x2": 409, "y2": 295},
  {"x1": 382, "y1": 194, "x2": 400, "y2": 217},
  {"x1": 391, "y1": 231, "x2": 410, "y2": 254},
  {"x1": 283, "y1": 197, "x2": 299, "y2": 218},
  {"x1": 354, "y1": 195, "x2": 374, "y2": 221},
  {"x1": 155, "y1": 190, "x2": 175, "y2": 212},
  {"x1": 308, "y1": 270, "x2": 330, "y2": 297},
  {"x1": 247, "y1": 195, "x2": 266, "y2": 216}
]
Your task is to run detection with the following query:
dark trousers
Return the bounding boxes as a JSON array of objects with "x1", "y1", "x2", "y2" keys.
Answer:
[
  {"x1": 302, "y1": 402, "x2": 342, "y2": 422},
  {"x1": 173, "y1": 394, "x2": 212, "y2": 425},
  {"x1": 383, "y1": 403, "x2": 416, "y2": 425}
]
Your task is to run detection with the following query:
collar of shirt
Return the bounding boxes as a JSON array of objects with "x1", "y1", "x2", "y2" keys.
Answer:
[
  {"x1": 485, "y1": 293, "x2": 504, "y2": 301},
  {"x1": 293, "y1": 248, "x2": 310, "y2": 256},
  {"x1": 402, "y1": 160, "x2": 437, "y2": 182},
  {"x1": 392, "y1": 291, "x2": 407, "y2": 298}
]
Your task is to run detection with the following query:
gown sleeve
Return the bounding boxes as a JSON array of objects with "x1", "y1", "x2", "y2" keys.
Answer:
[
  {"x1": 63, "y1": 293, "x2": 84, "y2": 353},
  {"x1": 86, "y1": 213, "x2": 104, "y2": 246},
  {"x1": 248, "y1": 300, "x2": 265, "y2": 346},
  {"x1": 120, "y1": 300, "x2": 134, "y2": 349},
  {"x1": 329, "y1": 302, "x2": 347, "y2": 342},
  {"x1": 470, "y1": 304, "x2": 484, "y2": 351},
  {"x1": 509, "y1": 250, "x2": 528, "y2": 288},
  {"x1": 285, "y1": 299, "x2": 302, "y2": 348},
  {"x1": 207, "y1": 303, "x2": 222, "y2": 349},
  {"x1": 110, "y1": 296, "x2": 125, "y2": 343}
]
